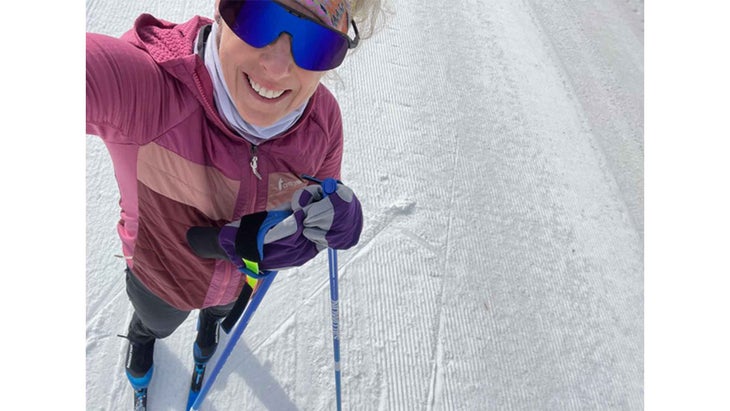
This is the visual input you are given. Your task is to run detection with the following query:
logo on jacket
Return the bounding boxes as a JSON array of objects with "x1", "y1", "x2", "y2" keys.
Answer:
[
  {"x1": 278, "y1": 177, "x2": 305, "y2": 192},
  {"x1": 268, "y1": 173, "x2": 307, "y2": 209}
]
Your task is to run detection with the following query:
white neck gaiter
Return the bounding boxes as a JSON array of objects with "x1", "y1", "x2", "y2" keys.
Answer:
[{"x1": 201, "y1": 22, "x2": 308, "y2": 144}]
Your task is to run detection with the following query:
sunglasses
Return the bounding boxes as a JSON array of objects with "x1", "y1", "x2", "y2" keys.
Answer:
[{"x1": 219, "y1": 0, "x2": 360, "y2": 71}]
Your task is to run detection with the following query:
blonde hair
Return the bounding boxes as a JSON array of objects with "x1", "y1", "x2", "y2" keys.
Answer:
[{"x1": 350, "y1": 0, "x2": 390, "y2": 41}]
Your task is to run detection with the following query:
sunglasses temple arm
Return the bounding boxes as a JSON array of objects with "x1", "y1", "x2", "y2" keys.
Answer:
[{"x1": 349, "y1": 20, "x2": 360, "y2": 48}]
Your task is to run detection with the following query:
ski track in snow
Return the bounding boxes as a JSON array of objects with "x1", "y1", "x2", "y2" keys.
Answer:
[{"x1": 86, "y1": 0, "x2": 643, "y2": 409}]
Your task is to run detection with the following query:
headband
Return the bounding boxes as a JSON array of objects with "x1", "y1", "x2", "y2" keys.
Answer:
[{"x1": 292, "y1": 0, "x2": 351, "y2": 33}]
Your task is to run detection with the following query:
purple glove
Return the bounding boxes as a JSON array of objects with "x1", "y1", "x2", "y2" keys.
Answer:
[
  {"x1": 217, "y1": 210, "x2": 293, "y2": 277},
  {"x1": 215, "y1": 182, "x2": 362, "y2": 275},
  {"x1": 290, "y1": 182, "x2": 363, "y2": 250}
]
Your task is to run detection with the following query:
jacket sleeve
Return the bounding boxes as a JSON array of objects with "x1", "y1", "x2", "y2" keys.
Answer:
[{"x1": 86, "y1": 32, "x2": 177, "y2": 145}]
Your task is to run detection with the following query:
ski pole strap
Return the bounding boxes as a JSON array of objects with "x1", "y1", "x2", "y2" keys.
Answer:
[
  {"x1": 239, "y1": 258, "x2": 264, "y2": 278},
  {"x1": 221, "y1": 279, "x2": 253, "y2": 333},
  {"x1": 244, "y1": 273, "x2": 259, "y2": 289},
  {"x1": 221, "y1": 273, "x2": 262, "y2": 333}
]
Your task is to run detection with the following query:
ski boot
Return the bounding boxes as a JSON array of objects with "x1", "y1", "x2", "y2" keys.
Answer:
[
  {"x1": 122, "y1": 336, "x2": 155, "y2": 411},
  {"x1": 187, "y1": 310, "x2": 222, "y2": 409}
]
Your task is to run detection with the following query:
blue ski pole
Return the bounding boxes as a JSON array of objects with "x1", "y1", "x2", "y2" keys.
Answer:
[
  {"x1": 327, "y1": 246, "x2": 342, "y2": 411},
  {"x1": 189, "y1": 271, "x2": 278, "y2": 411},
  {"x1": 302, "y1": 175, "x2": 342, "y2": 411}
]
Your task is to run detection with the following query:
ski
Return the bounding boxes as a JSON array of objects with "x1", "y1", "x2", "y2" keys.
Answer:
[
  {"x1": 133, "y1": 387, "x2": 148, "y2": 411},
  {"x1": 186, "y1": 362, "x2": 207, "y2": 410}
]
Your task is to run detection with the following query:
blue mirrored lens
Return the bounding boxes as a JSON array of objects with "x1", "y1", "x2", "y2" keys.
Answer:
[
  {"x1": 219, "y1": 0, "x2": 351, "y2": 71},
  {"x1": 291, "y1": 26, "x2": 349, "y2": 71}
]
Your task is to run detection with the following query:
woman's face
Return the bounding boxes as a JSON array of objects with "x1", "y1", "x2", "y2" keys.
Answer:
[{"x1": 217, "y1": 0, "x2": 335, "y2": 127}]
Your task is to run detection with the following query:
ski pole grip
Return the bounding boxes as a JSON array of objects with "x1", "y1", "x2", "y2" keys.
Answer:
[
  {"x1": 301, "y1": 174, "x2": 339, "y2": 198},
  {"x1": 321, "y1": 178, "x2": 338, "y2": 197}
]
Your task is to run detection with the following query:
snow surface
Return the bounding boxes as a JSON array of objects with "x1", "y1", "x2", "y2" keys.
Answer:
[{"x1": 86, "y1": 0, "x2": 644, "y2": 409}]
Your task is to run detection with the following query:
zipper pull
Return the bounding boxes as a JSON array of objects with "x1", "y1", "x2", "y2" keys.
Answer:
[{"x1": 250, "y1": 145, "x2": 262, "y2": 180}]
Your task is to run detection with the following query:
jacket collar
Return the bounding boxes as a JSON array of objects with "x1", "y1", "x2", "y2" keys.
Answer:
[{"x1": 124, "y1": 14, "x2": 317, "y2": 143}]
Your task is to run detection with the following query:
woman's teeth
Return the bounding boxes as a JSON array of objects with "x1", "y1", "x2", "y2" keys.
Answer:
[{"x1": 248, "y1": 77, "x2": 285, "y2": 99}]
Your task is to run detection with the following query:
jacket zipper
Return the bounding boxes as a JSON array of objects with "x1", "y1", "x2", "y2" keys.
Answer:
[{"x1": 250, "y1": 145, "x2": 262, "y2": 180}]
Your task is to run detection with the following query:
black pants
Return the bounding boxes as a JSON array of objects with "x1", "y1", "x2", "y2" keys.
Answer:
[{"x1": 124, "y1": 267, "x2": 233, "y2": 343}]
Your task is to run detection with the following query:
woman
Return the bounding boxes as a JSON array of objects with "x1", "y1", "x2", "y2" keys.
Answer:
[{"x1": 86, "y1": 0, "x2": 385, "y2": 406}]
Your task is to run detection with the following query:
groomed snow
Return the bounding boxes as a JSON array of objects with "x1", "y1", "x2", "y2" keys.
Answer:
[{"x1": 86, "y1": 0, "x2": 644, "y2": 409}]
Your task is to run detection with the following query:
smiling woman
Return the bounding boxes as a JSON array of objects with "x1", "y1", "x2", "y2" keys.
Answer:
[
  {"x1": 85, "y1": 0, "x2": 388, "y2": 408},
  {"x1": 215, "y1": 2, "x2": 332, "y2": 126},
  {"x1": 212, "y1": 0, "x2": 380, "y2": 126}
]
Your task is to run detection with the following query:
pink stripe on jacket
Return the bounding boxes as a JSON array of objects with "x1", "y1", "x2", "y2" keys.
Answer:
[{"x1": 86, "y1": 14, "x2": 344, "y2": 310}]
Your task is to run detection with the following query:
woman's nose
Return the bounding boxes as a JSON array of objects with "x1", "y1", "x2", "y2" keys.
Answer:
[{"x1": 260, "y1": 34, "x2": 294, "y2": 77}]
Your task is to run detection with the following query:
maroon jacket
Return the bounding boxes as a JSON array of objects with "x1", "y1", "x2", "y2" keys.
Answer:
[{"x1": 86, "y1": 14, "x2": 344, "y2": 310}]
